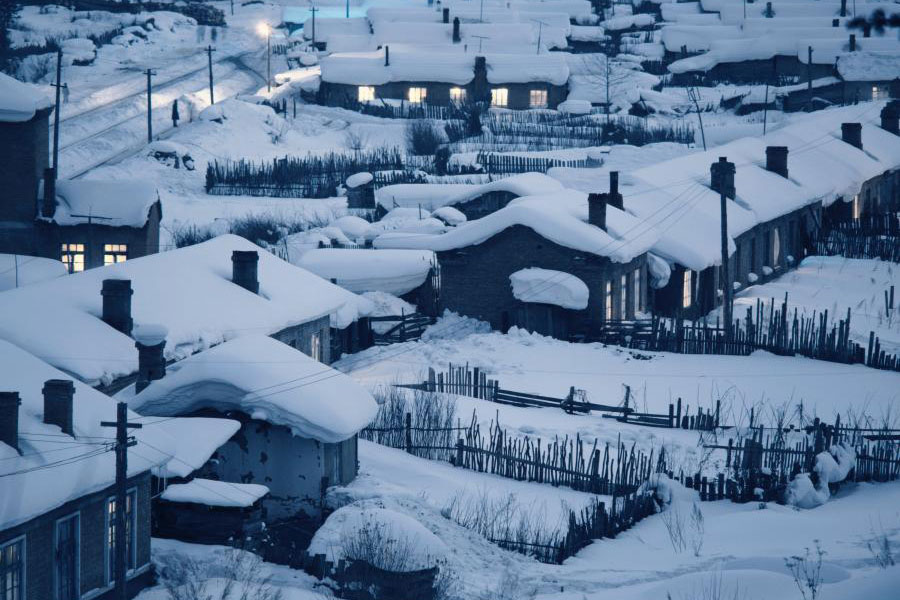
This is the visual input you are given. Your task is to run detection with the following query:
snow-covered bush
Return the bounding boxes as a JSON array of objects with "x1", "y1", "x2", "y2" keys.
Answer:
[
  {"x1": 406, "y1": 120, "x2": 446, "y2": 156},
  {"x1": 786, "y1": 444, "x2": 856, "y2": 509},
  {"x1": 157, "y1": 547, "x2": 283, "y2": 600}
]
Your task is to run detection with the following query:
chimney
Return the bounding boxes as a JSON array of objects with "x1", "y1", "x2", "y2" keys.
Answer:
[
  {"x1": 587, "y1": 193, "x2": 608, "y2": 231},
  {"x1": 102, "y1": 279, "x2": 133, "y2": 336},
  {"x1": 452, "y1": 17, "x2": 460, "y2": 43},
  {"x1": 442, "y1": 7, "x2": 449, "y2": 23},
  {"x1": 841, "y1": 122, "x2": 862, "y2": 149},
  {"x1": 232, "y1": 250, "x2": 259, "y2": 294},
  {"x1": 765, "y1": 146, "x2": 789, "y2": 178},
  {"x1": 43, "y1": 379, "x2": 74, "y2": 436},
  {"x1": 0, "y1": 392, "x2": 21, "y2": 453},
  {"x1": 134, "y1": 324, "x2": 168, "y2": 394},
  {"x1": 608, "y1": 171, "x2": 623, "y2": 209},
  {"x1": 42, "y1": 167, "x2": 56, "y2": 218},
  {"x1": 840, "y1": 0, "x2": 847, "y2": 16},
  {"x1": 832, "y1": 18, "x2": 839, "y2": 27},
  {"x1": 849, "y1": 34, "x2": 856, "y2": 52},
  {"x1": 710, "y1": 156, "x2": 736, "y2": 200},
  {"x1": 764, "y1": 2, "x2": 773, "y2": 17},
  {"x1": 881, "y1": 102, "x2": 900, "y2": 135},
  {"x1": 384, "y1": 45, "x2": 390, "y2": 66}
]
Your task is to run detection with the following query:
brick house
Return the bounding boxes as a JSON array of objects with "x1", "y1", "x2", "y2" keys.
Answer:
[
  {"x1": 318, "y1": 48, "x2": 569, "y2": 110},
  {"x1": 0, "y1": 73, "x2": 161, "y2": 271}
]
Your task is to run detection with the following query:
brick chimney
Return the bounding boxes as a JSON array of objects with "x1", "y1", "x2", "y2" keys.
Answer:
[
  {"x1": 841, "y1": 122, "x2": 862, "y2": 149},
  {"x1": 384, "y1": 45, "x2": 390, "y2": 66},
  {"x1": 0, "y1": 392, "x2": 21, "y2": 453},
  {"x1": 765, "y1": 146, "x2": 789, "y2": 178},
  {"x1": 452, "y1": 17, "x2": 461, "y2": 43},
  {"x1": 849, "y1": 34, "x2": 856, "y2": 51},
  {"x1": 102, "y1": 279, "x2": 133, "y2": 336},
  {"x1": 710, "y1": 156, "x2": 736, "y2": 200},
  {"x1": 881, "y1": 102, "x2": 899, "y2": 135},
  {"x1": 442, "y1": 7, "x2": 449, "y2": 23},
  {"x1": 43, "y1": 379, "x2": 75, "y2": 436},
  {"x1": 42, "y1": 167, "x2": 57, "y2": 218},
  {"x1": 232, "y1": 250, "x2": 259, "y2": 294},
  {"x1": 607, "y1": 171, "x2": 623, "y2": 209},
  {"x1": 134, "y1": 324, "x2": 167, "y2": 394},
  {"x1": 588, "y1": 193, "x2": 608, "y2": 231}
]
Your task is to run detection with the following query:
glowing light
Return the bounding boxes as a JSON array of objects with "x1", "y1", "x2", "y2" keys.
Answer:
[{"x1": 256, "y1": 22, "x2": 270, "y2": 37}]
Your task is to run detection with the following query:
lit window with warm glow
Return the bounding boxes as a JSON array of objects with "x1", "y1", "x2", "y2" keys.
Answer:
[
  {"x1": 682, "y1": 270, "x2": 693, "y2": 309},
  {"x1": 358, "y1": 86, "x2": 375, "y2": 102},
  {"x1": 772, "y1": 228, "x2": 781, "y2": 265},
  {"x1": 529, "y1": 89, "x2": 548, "y2": 108},
  {"x1": 408, "y1": 87, "x2": 427, "y2": 104},
  {"x1": 103, "y1": 244, "x2": 127, "y2": 266},
  {"x1": 491, "y1": 88, "x2": 508, "y2": 107},
  {"x1": 605, "y1": 281, "x2": 613, "y2": 320},
  {"x1": 61, "y1": 243, "x2": 85, "y2": 273},
  {"x1": 872, "y1": 85, "x2": 885, "y2": 101},
  {"x1": 450, "y1": 87, "x2": 467, "y2": 104},
  {"x1": 852, "y1": 194, "x2": 860, "y2": 219}
]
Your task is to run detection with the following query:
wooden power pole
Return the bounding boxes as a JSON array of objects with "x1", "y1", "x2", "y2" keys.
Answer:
[
  {"x1": 206, "y1": 45, "x2": 216, "y2": 104},
  {"x1": 100, "y1": 403, "x2": 142, "y2": 600},
  {"x1": 713, "y1": 157, "x2": 734, "y2": 340},
  {"x1": 51, "y1": 48, "x2": 63, "y2": 172},
  {"x1": 145, "y1": 69, "x2": 156, "y2": 143}
]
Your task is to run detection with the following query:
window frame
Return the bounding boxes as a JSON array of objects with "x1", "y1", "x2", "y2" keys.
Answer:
[
  {"x1": 103, "y1": 244, "x2": 128, "y2": 267},
  {"x1": 604, "y1": 281, "x2": 612, "y2": 321},
  {"x1": 491, "y1": 87, "x2": 508, "y2": 108},
  {"x1": 633, "y1": 267, "x2": 641, "y2": 315},
  {"x1": 61, "y1": 243, "x2": 86, "y2": 274},
  {"x1": 54, "y1": 512, "x2": 80, "y2": 600},
  {"x1": 449, "y1": 87, "x2": 467, "y2": 104},
  {"x1": 0, "y1": 535, "x2": 26, "y2": 600},
  {"x1": 529, "y1": 88, "x2": 548, "y2": 108},
  {"x1": 772, "y1": 227, "x2": 781, "y2": 266},
  {"x1": 407, "y1": 86, "x2": 427, "y2": 104},
  {"x1": 310, "y1": 331, "x2": 321, "y2": 362},
  {"x1": 620, "y1": 274, "x2": 628, "y2": 320},
  {"x1": 682, "y1": 270, "x2": 693, "y2": 309},
  {"x1": 357, "y1": 86, "x2": 375, "y2": 103},
  {"x1": 105, "y1": 488, "x2": 138, "y2": 587}
]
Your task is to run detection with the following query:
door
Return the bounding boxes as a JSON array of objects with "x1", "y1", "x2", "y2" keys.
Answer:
[{"x1": 55, "y1": 514, "x2": 79, "y2": 600}]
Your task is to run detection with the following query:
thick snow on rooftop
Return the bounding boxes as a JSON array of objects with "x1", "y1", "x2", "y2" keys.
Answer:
[
  {"x1": 510, "y1": 268, "x2": 589, "y2": 310},
  {"x1": 0, "y1": 72, "x2": 53, "y2": 122},
  {"x1": 837, "y1": 51, "x2": 900, "y2": 82},
  {"x1": 294, "y1": 248, "x2": 435, "y2": 296},
  {"x1": 376, "y1": 189, "x2": 658, "y2": 264},
  {"x1": 160, "y1": 479, "x2": 269, "y2": 508},
  {"x1": 153, "y1": 417, "x2": 241, "y2": 479},
  {"x1": 0, "y1": 340, "x2": 175, "y2": 530},
  {"x1": 49, "y1": 179, "x2": 159, "y2": 227},
  {"x1": 0, "y1": 254, "x2": 67, "y2": 292},
  {"x1": 309, "y1": 505, "x2": 448, "y2": 571},
  {"x1": 0, "y1": 235, "x2": 368, "y2": 386},
  {"x1": 486, "y1": 52, "x2": 569, "y2": 85},
  {"x1": 127, "y1": 335, "x2": 378, "y2": 443},
  {"x1": 376, "y1": 172, "x2": 564, "y2": 210}
]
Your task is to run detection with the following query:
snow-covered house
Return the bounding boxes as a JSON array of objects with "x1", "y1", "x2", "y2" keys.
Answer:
[
  {"x1": 375, "y1": 184, "x2": 663, "y2": 339},
  {"x1": 318, "y1": 48, "x2": 569, "y2": 110},
  {"x1": 124, "y1": 334, "x2": 378, "y2": 529},
  {"x1": 0, "y1": 339, "x2": 231, "y2": 600},
  {"x1": 0, "y1": 73, "x2": 162, "y2": 272}
]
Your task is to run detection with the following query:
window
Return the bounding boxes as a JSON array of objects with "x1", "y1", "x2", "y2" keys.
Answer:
[
  {"x1": 529, "y1": 89, "x2": 548, "y2": 108},
  {"x1": 620, "y1": 274, "x2": 628, "y2": 319},
  {"x1": 106, "y1": 490, "x2": 137, "y2": 585},
  {"x1": 103, "y1": 244, "x2": 127, "y2": 266},
  {"x1": 56, "y1": 514, "x2": 79, "y2": 600},
  {"x1": 407, "y1": 87, "x2": 427, "y2": 104},
  {"x1": 682, "y1": 270, "x2": 693, "y2": 309},
  {"x1": 310, "y1": 331, "x2": 321, "y2": 362},
  {"x1": 604, "y1": 281, "x2": 612, "y2": 321},
  {"x1": 491, "y1": 87, "x2": 508, "y2": 107},
  {"x1": 61, "y1": 243, "x2": 85, "y2": 273},
  {"x1": 872, "y1": 85, "x2": 885, "y2": 101},
  {"x1": 358, "y1": 86, "x2": 375, "y2": 102},
  {"x1": 772, "y1": 227, "x2": 781, "y2": 265},
  {"x1": 852, "y1": 194, "x2": 861, "y2": 219},
  {"x1": 449, "y1": 87, "x2": 467, "y2": 104},
  {"x1": 0, "y1": 537, "x2": 25, "y2": 600},
  {"x1": 633, "y1": 267, "x2": 641, "y2": 315}
]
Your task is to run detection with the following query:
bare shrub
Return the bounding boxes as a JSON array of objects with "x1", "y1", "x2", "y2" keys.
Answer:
[
  {"x1": 661, "y1": 504, "x2": 687, "y2": 553},
  {"x1": 689, "y1": 502, "x2": 705, "y2": 557},
  {"x1": 866, "y1": 523, "x2": 895, "y2": 569},
  {"x1": 406, "y1": 120, "x2": 445, "y2": 156},
  {"x1": 362, "y1": 386, "x2": 458, "y2": 460},
  {"x1": 671, "y1": 570, "x2": 750, "y2": 600},
  {"x1": 170, "y1": 223, "x2": 216, "y2": 248},
  {"x1": 785, "y1": 541, "x2": 825, "y2": 600},
  {"x1": 481, "y1": 565, "x2": 537, "y2": 600},
  {"x1": 344, "y1": 129, "x2": 370, "y2": 154},
  {"x1": 158, "y1": 548, "x2": 283, "y2": 600}
]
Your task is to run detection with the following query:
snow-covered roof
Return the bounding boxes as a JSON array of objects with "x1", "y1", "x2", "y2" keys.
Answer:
[
  {"x1": 375, "y1": 188, "x2": 658, "y2": 264},
  {"x1": 153, "y1": 417, "x2": 241, "y2": 479},
  {"x1": 0, "y1": 340, "x2": 175, "y2": 529},
  {"x1": 0, "y1": 235, "x2": 370, "y2": 387},
  {"x1": 0, "y1": 254, "x2": 67, "y2": 292},
  {"x1": 0, "y1": 72, "x2": 53, "y2": 122},
  {"x1": 294, "y1": 249, "x2": 435, "y2": 296},
  {"x1": 375, "y1": 172, "x2": 565, "y2": 211},
  {"x1": 126, "y1": 335, "x2": 378, "y2": 443},
  {"x1": 510, "y1": 268, "x2": 589, "y2": 309},
  {"x1": 160, "y1": 479, "x2": 269, "y2": 508},
  {"x1": 47, "y1": 179, "x2": 159, "y2": 227},
  {"x1": 837, "y1": 52, "x2": 900, "y2": 82}
]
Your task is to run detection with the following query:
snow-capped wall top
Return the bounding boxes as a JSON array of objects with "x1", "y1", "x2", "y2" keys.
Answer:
[
  {"x1": 294, "y1": 248, "x2": 435, "y2": 296},
  {"x1": 47, "y1": 179, "x2": 159, "y2": 227},
  {"x1": 375, "y1": 189, "x2": 658, "y2": 264},
  {"x1": 0, "y1": 254, "x2": 67, "y2": 292},
  {"x1": 0, "y1": 340, "x2": 223, "y2": 530},
  {"x1": 0, "y1": 235, "x2": 369, "y2": 386},
  {"x1": 151, "y1": 417, "x2": 241, "y2": 479},
  {"x1": 0, "y1": 72, "x2": 53, "y2": 122},
  {"x1": 376, "y1": 172, "x2": 565, "y2": 211},
  {"x1": 127, "y1": 335, "x2": 378, "y2": 443},
  {"x1": 510, "y1": 268, "x2": 590, "y2": 310},
  {"x1": 160, "y1": 479, "x2": 269, "y2": 508}
]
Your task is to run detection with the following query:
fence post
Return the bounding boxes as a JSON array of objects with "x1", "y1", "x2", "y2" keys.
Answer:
[
  {"x1": 715, "y1": 399, "x2": 721, "y2": 428},
  {"x1": 455, "y1": 438, "x2": 463, "y2": 466},
  {"x1": 668, "y1": 403, "x2": 675, "y2": 428},
  {"x1": 405, "y1": 412, "x2": 412, "y2": 454}
]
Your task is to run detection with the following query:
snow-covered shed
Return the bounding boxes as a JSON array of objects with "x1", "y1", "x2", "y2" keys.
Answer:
[
  {"x1": 125, "y1": 334, "x2": 378, "y2": 522},
  {"x1": 0, "y1": 339, "x2": 234, "y2": 599},
  {"x1": 319, "y1": 48, "x2": 569, "y2": 109},
  {"x1": 0, "y1": 235, "x2": 373, "y2": 390},
  {"x1": 375, "y1": 186, "x2": 663, "y2": 338}
]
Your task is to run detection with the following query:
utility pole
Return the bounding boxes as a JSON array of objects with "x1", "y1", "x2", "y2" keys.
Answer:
[
  {"x1": 206, "y1": 45, "x2": 216, "y2": 104},
  {"x1": 266, "y1": 29, "x2": 272, "y2": 93},
  {"x1": 806, "y1": 46, "x2": 812, "y2": 111},
  {"x1": 230, "y1": 0, "x2": 234, "y2": 15},
  {"x1": 51, "y1": 48, "x2": 63, "y2": 172},
  {"x1": 714, "y1": 158, "x2": 734, "y2": 341},
  {"x1": 145, "y1": 69, "x2": 156, "y2": 143},
  {"x1": 345, "y1": 0, "x2": 349, "y2": 18},
  {"x1": 471, "y1": 34, "x2": 488, "y2": 53},
  {"x1": 100, "y1": 403, "x2": 142, "y2": 600},
  {"x1": 533, "y1": 19, "x2": 547, "y2": 54},
  {"x1": 687, "y1": 86, "x2": 707, "y2": 150},
  {"x1": 310, "y1": 7, "x2": 319, "y2": 47}
]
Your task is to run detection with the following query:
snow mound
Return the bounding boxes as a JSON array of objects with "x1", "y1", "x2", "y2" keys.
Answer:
[
  {"x1": 161, "y1": 479, "x2": 269, "y2": 508},
  {"x1": 557, "y1": 99, "x2": 593, "y2": 115},
  {"x1": 0, "y1": 254, "x2": 67, "y2": 292},
  {"x1": 333, "y1": 215, "x2": 374, "y2": 240},
  {"x1": 509, "y1": 268, "x2": 589, "y2": 310},
  {"x1": 786, "y1": 443, "x2": 856, "y2": 509},
  {"x1": 346, "y1": 172, "x2": 374, "y2": 188},
  {"x1": 431, "y1": 206, "x2": 467, "y2": 226}
]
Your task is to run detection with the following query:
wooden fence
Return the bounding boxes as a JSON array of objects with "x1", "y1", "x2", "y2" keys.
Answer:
[
  {"x1": 370, "y1": 312, "x2": 435, "y2": 345},
  {"x1": 814, "y1": 230, "x2": 900, "y2": 263},
  {"x1": 475, "y1": 152, "x2": 588, "y2": 174}
]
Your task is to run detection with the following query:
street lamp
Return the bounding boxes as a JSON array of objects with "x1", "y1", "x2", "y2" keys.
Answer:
[{"x1": 257, "y1": 22, "x2": 271, "y2": 93}]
